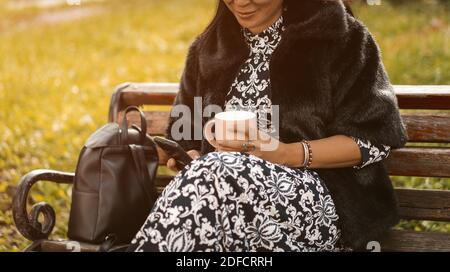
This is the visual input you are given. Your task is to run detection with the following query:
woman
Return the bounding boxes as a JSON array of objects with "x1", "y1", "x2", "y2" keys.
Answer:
[{"x1": 128, "y1": 0, "x2": 408, "y2": 252}]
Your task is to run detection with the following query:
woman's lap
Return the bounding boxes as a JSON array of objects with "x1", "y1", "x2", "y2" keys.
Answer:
[{"x1": 127, "y1": 152, "x2": 341, "y2": 252}]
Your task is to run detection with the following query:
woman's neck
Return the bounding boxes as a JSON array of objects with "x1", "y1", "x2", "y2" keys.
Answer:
[{"x1": 248, "y1": 8, "x2": 283, "y2": 35}]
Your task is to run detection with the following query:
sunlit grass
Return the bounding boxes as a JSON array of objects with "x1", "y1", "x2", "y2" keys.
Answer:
[
  {"x1": 354, "y1": 1, "x2": 449, "y2": 85},
  {"x1": 0, "y1": 0, "x2": 448, "y2": 251},
  {"x1": 0, "y1": 0, "x2": 216, "y2": 251}
]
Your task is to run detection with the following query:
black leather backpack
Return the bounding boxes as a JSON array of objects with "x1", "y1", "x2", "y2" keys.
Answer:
[{"x1": 68, "y1": 106, "x2": 158, "y2": 245}]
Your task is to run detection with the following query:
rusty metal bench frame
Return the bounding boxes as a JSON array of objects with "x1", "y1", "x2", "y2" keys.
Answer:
[{"x1": 13, "y1": 83, "x2": 450, "y2": 252}]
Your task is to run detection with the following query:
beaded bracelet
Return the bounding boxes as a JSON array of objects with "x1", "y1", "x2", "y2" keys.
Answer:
[
  {"x1": 300, "y1": 142, "x2": 309, "y2": 167},
  {"x1": 300, "y1": 140, "x2": 313, "y2": 169}
]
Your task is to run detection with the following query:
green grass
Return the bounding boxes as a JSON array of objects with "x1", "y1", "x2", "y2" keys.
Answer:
[
  {"x1": 0, "y1": 0, "x2": 449, "y2": 251},
  {"x1": 354, "y1": 1, "x2": 449, "y2": 85}
]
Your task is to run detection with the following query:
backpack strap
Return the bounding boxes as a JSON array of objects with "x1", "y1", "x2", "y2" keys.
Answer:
[
  {"x1": 129, "y1": 145, "x2": 158, "y2": 207},
  {"x1": 121, "y1": 106, "x2": 147, "y2": 145}
]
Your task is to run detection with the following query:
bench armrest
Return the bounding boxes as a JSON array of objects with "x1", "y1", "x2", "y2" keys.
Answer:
[{"x1": 12, "y1": 169, "x2": 75, "y2": 241}]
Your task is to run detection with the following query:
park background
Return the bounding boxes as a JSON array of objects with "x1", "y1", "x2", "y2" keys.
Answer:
[{"x1": 0, "y1": 0, "x2": 448, "y2": 251}]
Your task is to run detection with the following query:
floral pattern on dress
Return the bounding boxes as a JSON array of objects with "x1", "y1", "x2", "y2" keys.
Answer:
[
  {"x1": 224, "y1": 15, "x2": 285, "y2": 134},
  {"x1": 128, "y1": 152, "x2": 342, "y2": 252},
  {"x1": 350, "y1": 136, "x2": 391, "y2": 169}
]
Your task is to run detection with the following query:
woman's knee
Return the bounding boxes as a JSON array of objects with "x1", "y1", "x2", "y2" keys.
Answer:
[{"x1": 184, "y1": 151, "x2": 247, "y2": 181}]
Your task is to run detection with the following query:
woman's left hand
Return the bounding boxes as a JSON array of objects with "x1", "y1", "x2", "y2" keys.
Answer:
[{"x1": 211, "y1": 130, "x2": 304, "y2": 167}]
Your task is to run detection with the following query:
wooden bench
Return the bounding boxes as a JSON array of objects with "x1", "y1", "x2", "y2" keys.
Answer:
[{"x1": 13, "y1": 83, "x2": 450, "y2": 252}]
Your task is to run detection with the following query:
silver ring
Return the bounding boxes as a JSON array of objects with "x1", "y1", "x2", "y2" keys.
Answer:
[{"x1": 242, "y1": 141, "x2": 256, "y2": 152}]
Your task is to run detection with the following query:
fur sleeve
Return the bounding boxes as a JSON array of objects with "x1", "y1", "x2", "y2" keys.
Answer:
[
  {"x1": 324, "y1": 19, "x2": 408, "y2": 187},
  {"x1": 326, "y1": 20, "x2": 408, "y2": 150}
]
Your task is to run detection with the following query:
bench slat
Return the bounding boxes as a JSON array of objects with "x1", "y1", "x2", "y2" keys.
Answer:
[
  {"x1": 153, "y1": 150, "x2": 450, "y2": 180},
  {"x1": 152, "y1": 150, "x2": 450, "y2": 180},
  {"x1": 123, "y1": 91, "x2": 176, "y2": 106},
  {"x1": 395, "y1": 85, "x2": 450, "y2": 110},
  {"x1": 121, "y1": 111, "x2": 450, "y2": 143},
  {"x1": 386, "y1": 147, "x2": 450, "y2": 177},
  {"x1": 119, "y1": 111, "x2": 170, "y2": 135},
  {"x1": 120, "y1": 83, "x2": 178, "y2": 107},
  {"x1": 122, "y1": 112, "x2": 450, "y2": 178},
  {"x1": 380, "y1": 230, "x2": 450, "y2": 252},
  {"x1": 110, "y1": 84, "x2": 450, "y2": 123},
  {"x1": 402, "y1": 113, "x2": 450, "y2": 143},
  {"x1": 396, "y1": 188, "x2": 450, "y2": 222}
]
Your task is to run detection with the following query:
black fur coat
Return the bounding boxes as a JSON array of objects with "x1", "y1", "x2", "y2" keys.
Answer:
[{"x1": 166, "y1": 0, "x2": 409, "y2": 250}]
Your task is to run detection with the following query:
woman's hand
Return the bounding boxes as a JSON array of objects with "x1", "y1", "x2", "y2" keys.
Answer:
[
  {"x1": 166, "y1": 150, "x2": 201, "y2": 172},
  {"x1": 207, "y1": 130, "x2": 305, "y2": 168}
]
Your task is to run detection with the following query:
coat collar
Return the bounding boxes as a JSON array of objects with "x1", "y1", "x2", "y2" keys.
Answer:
[
  {"x1": 197, "y1": 1, "x2": 349, "y2": 81},
  {"x1": 197, "y1": 0, "x2": 350, "y2": 114},
  {"x1": 283, "y1": 0, "x2": 349, "y2": 41}
]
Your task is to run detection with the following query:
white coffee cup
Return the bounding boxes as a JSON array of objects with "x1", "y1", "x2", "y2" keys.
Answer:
[{"x1": 203, "y1": 111, "x2": 258, "y2": 148}]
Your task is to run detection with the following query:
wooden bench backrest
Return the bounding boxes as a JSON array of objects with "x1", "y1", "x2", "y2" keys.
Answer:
[{"x1": 109, "y1": 83, "x2": 450, "y2": 251}]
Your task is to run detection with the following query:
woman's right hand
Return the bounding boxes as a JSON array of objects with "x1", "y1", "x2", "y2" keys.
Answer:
[{"x1": 166, "y1": 150, "x2": 201, "y2": 172}]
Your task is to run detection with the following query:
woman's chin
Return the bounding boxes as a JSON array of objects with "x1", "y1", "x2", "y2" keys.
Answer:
[
  {"x1": 236, "y1": 20, "x2": 260, "y2": 32},
  {"x1": 235, "y1": 15, "x2": 274, "y2": 34},
  {"x1": 236, "y1": 19, "x2": 253, "y2": 28}
]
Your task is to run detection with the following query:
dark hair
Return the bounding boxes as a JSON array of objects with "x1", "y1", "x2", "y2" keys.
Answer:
[
  {"x1": 343, "y1": 1, "x2": 354, "y2": 16},
  {"x1": 202, "y1": 0, "x2": 354, "y2": 38}
]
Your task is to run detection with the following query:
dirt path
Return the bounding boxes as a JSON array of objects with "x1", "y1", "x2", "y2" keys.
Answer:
[
  {"x1": 1, "y1": 5, "x2": 105, "y2": 32},
  {"x1": 20, "y1": 6, "x2": 104, "y2": 28},
  {"x1": 6, "y1": 0, "x2": 105, "y2": 10},
  {"x1": 1, "y1": 0, "x2": 107, "y2": 33}
]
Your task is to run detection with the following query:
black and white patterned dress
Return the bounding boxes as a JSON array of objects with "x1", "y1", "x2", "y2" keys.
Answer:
[{"x1": 128, "y1": 16, "x2": 391, "y2": 252}]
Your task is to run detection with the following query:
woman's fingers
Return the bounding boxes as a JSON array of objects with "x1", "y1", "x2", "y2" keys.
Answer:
[
  {"x1": 187, "y1": 150, "x2": 201, "y2": 160},
  {"x1": 166, "y1": 158, "x2": 178, "y2": 172},
  {"x1": 217, "y1": 146, "x2": 241, "y2": 152},
  {"x1": 166, "y1": 150, "x2": 200, "y2": 172}
]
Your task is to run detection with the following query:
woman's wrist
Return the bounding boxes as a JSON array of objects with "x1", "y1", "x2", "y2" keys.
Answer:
[{"x1": 281, "y1": 142, "x2": 305, "y2": 168}]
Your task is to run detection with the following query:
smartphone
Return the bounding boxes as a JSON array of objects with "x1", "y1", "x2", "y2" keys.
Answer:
[{"x1": 153, "y1": 136, "x2": 193, "y2": 169}]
